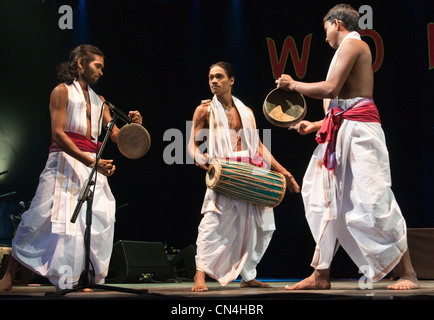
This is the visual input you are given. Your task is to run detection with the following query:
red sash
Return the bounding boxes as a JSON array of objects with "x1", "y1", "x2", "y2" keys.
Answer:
[
  {"x1": 316, "y1": 98, "x2": 381, "y2": 171},
  {"x1": 223, "y1": 152, "x2": 267, "y2": 168},
  {"x1": 49, "y1": 132, "x2": 101, "y2": 153}
]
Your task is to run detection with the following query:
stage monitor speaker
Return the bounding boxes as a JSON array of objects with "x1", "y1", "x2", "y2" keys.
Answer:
[
  {"x1": 168, "y1": 245, "x2": 196, "y2": 281},
  {"x1": 391, "y1": 228, "x2": 434, "y2": 279},
  {"x1": 109, "y1": 240, "x2": 170, "y2": 283},
  {"x1": 405, "y1": 228, "x2": 434, "y2": 279}
]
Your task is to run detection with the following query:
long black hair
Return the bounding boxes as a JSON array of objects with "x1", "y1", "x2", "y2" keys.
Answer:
[{"x1": 56, "y1": 44, "x2": 104, "y2": 85}]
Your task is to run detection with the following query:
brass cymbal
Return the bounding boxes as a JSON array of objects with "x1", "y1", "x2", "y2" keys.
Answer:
[{"x1": 117, "y1": 123, "x2": 151, "y2": 159}]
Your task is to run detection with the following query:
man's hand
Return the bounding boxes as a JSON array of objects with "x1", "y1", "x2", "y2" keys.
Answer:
[
  {"x1": 284, "y1": 172, "x2": 300, "y2": 193},
  {"x1": 275, "y1": 74, "x2": 298, "y2": 91},
  {"x1": 195, "y1": 152, "x2": 210, "y2": 171},
  {"x1": 128, "y1": 110, "x2": 143, "y2": 125},
  {"x1": 293, "y1": 120, "x2": 322, "y2": 135},
  {"x1": 95, "y1": 159, "x2": 115, "y2": 177}
]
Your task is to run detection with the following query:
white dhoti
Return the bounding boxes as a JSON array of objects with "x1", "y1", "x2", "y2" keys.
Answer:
[
  {"x1": 196, "y1": 189, "x2": 274, "y2": 285},
  {"x1": 302, "y1": 98, "x2": 407, "y2": 282},
  {"x1": 12, "y1": 80, "x2": 116, "y2": 289},
  {"x1": 12, "y1": 152, "x2": 116, "y2": 289},
  {"x1": 195, "y1": 95, "x2": 275, "y2": 285}
]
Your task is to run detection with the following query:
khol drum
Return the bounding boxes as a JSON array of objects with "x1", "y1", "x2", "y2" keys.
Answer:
[{"x1": 206, "y1": 159, "x2": 286, "y2": 207}]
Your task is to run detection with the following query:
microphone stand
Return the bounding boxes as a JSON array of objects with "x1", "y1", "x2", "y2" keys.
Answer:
[{"x1": 47, "y1": 114, "x2": 148, "y2": 296}]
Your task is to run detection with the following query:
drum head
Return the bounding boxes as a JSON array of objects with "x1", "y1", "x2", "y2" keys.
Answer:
[
  {"x1": 205, "y1": 159, "x2": 221, "y2": 189},
  {"x1": 117, "y1": 123, "x2": 151, "y2": 159},
  {"x1": 263, "y1": 88, "x2": 306, "y2": 128}
]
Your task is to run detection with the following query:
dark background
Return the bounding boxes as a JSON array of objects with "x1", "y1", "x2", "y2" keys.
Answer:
[{"x1": 0, "y1": 0, "x2": 433, "y2": 279}]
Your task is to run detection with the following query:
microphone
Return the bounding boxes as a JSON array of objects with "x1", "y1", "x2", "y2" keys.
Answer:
[{"x1": 104, "y1": 101, "x2": 132, "y2": 124}]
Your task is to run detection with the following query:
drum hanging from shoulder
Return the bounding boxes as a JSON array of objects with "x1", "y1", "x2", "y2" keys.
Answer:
[{"x1": 205, "y1": 159, "x2": 286, "y2": 207}]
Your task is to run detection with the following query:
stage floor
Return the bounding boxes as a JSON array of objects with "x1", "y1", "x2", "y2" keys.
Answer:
[{"x1": 1, "y1": 279, "x2": 434, "y2": 301}]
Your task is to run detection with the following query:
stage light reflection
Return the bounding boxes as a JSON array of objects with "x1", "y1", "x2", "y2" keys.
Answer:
[
  {"x1": 76, "y1": 0, "x2": 89, "y2": 43},
  {"x1": 0, "y1": 108, "x2": 25, "y2": 183}
]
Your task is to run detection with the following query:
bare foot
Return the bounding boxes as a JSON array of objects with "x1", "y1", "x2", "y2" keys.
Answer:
[
  {"x1": 240, "y1": 279, "x2": 272, "y2": 288},
  {"x1": 388, "y1": 274, "x2": 420, "y2": 290},
  {"x1": 388, "y1": 249, "x2": 419, "y2": 290},
  {"x1": 0, "y1": 256, "x2": 18, "y2": 293},
  {"x1": 0, "y1": 274, "x2": 13, "y2": 293},
  {"x1": 191, "y1": 270, "x2": 208, "y2": 292},
  {"x1": 285, "y1": 269, "x2": 331, "y2": 290}
]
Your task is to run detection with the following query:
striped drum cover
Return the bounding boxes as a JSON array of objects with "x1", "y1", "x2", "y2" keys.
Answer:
[{"x1": 205, "y1": 159, "x2": 286, "y2": 207}]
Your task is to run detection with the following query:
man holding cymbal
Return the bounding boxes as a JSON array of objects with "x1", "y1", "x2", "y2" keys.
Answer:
[
  {"x1": 276, "y1": 4, "x2": 418, "y2": 290},
  {"x1": 0, "y1": 44, "x2": 143, "y2": 292}
]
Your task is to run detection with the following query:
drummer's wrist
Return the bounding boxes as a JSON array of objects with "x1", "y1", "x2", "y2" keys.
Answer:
[
  {"x1": 86, "y1": 159, "x2": 95, "y2": 168},
  {"x1": 282, "y1": 169, "x2": 292, "y2": 178},
  {"x1": 195, "y1": 153, "x2": 203, "y2": 164}
]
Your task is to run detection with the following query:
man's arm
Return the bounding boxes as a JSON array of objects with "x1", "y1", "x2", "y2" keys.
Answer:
[
  {"x1": 100, "y1": 95, "x2": 120, "y2": 144},
  {"x1": 187, "y1": 102, "x2": 210, "y2": 170},
  {"x1": 293, "y1": 120, "x2": 323, "y2": 135},
  {"x1": 100, "y1": 96, "x2": 144, "y2": 144},
  {"x1": 277, "y1": 39, "x2": 361, "y2": 99},
  {"x1": 258, "y1": 141, "x2": 300, "y2": 193},
  {"x1": 246, "y1": 106, "x2": 300, "y2": 193}
]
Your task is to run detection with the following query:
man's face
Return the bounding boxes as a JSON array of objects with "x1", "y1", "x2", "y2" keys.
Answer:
[
  {"x1": 81, "y1": 55, "x2": 104, "y2": 85},
  {"x1": 208, "y1": 66, "x2": 234, "y2": 96},
  {"x1": 324, "y1": 20, "x2": 339, "y2": 49}
]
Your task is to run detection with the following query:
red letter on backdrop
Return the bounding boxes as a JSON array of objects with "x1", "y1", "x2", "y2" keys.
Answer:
[
  {"x1": 359, "y1": 29, "x2": 384, "y2": 73},
  {"x1": 428, "y1": 23, "x2": 434, "y2": 70},
  {"x1": 266, "y1": 34, "x2": 313, "y2": 79}
]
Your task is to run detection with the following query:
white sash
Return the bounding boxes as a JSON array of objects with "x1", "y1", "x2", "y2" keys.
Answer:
[
  {"x1": 64, "y1": 80, "x2": 103, "y2": 139},
  {"x1": 51, "y1": 81, "x2": 105, "y2": 235},
  {"x1": 207, "y1": 95, "x2": 259, "y2": 160}
]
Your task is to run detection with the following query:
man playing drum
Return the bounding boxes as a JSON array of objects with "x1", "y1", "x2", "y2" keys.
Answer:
[
  {"x1": 188, "y1": 61, "x2": 300, "y2": 292},
  {"x1": 276, "y1": 4, "x2": 419, "y2": 290}
]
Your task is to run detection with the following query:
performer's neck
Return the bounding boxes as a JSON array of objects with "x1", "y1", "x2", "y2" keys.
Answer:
[
  {"x1": 337, "y1": 30, "x2": 352, "y2": 47},
  {"x1": 216, "y1": 93, "x2": 233, "y2": 110},
  {"x1": 77, "y1": 77, "x2": 89, "y2": 92}
]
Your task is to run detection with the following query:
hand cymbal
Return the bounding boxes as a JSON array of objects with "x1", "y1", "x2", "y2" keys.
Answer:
[{"x1": 117, "y1": 123, "x2": 151, "y2": 159}]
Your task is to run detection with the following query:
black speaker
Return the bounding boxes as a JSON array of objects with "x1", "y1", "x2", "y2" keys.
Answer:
[
  {"x1": 168, "y1": 245, "x2": 196, "y2": 280},
  {"x1": 108, "y1": 240, "x2": 171, "y2": 283},
  {"x1": 405, "y1": 228, "x2": 434, "y2": 279},
  {"x1": 390, "y1": 228, "x2": 434, "y2": 279}
]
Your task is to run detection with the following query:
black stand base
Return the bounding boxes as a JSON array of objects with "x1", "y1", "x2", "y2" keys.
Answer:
[{"x1": 46, "y1": 270, "x2": 149, "y2": 296}]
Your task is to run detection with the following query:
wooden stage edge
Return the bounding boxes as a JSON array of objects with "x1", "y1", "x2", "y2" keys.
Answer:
[{"x1": 1, "y1": 279, "x2": 434, "y2": 300}]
